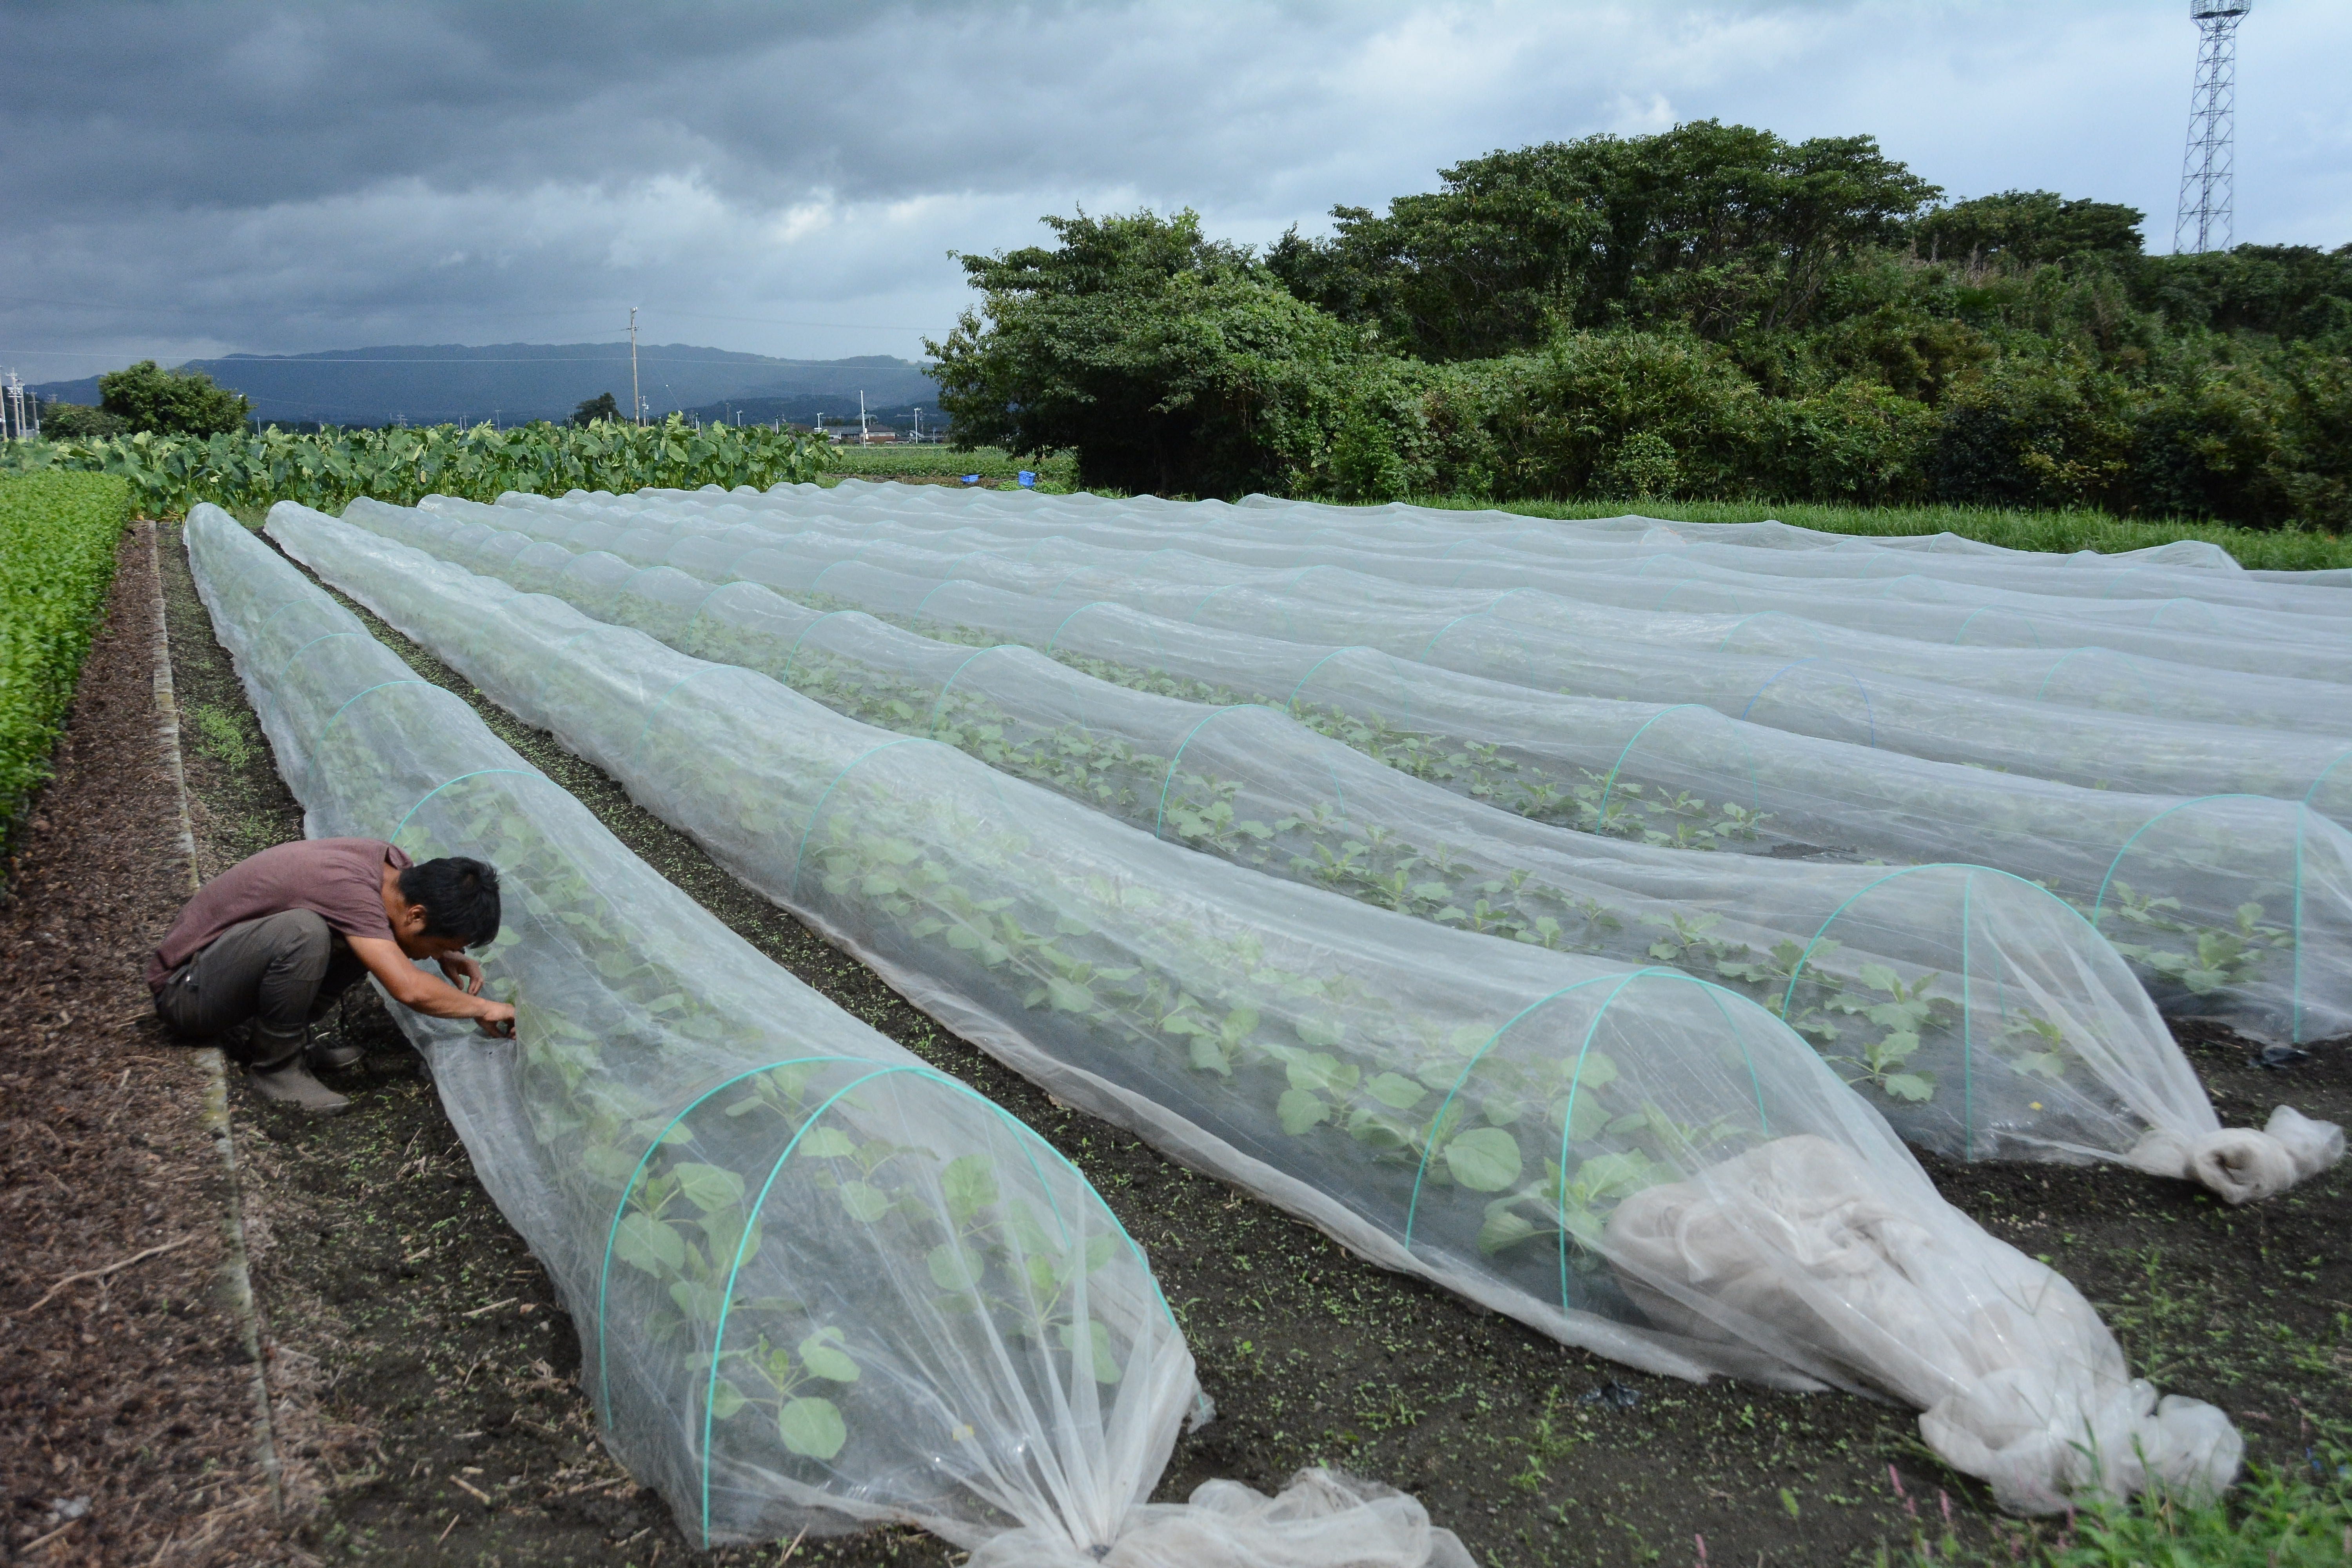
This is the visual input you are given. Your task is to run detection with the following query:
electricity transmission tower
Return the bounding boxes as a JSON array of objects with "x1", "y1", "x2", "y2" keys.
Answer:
[{"x1": 2174, "y1": 0, "x2": 2251, "y2": 254}]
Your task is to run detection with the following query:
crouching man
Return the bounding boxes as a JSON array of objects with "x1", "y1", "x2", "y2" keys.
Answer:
[{"x1": 149, "y1": 838, "x2": 516, "y2": 1114}]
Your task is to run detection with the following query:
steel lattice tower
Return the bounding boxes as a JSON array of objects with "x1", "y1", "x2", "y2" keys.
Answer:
[{"x1": 2174, "y1": 0, "x2": 2251, "y2": 254}]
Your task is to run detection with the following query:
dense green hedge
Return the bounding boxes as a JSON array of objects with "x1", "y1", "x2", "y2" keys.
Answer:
[
  {"x1": 0, "y1": 474, "x2": 133, "y2": 843},
  {"x1": 0, "y1": 416, "x2": 830, "y2": 520}
]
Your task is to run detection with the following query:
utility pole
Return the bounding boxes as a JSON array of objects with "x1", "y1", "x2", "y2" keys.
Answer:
[
  {"x1": 858, "y1": 390, "x2": 869, "y2": 446},
  {"x1": 2175, "y1": 0, "x2": 2252, "y2": 254},
  {"x1": 629, "y1": 307, "x2": 642, "y2": 425}
]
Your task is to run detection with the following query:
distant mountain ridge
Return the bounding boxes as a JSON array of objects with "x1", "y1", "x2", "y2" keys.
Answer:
[{"x1": 30, "y1": 342, "x2": 940, "y2": 428}]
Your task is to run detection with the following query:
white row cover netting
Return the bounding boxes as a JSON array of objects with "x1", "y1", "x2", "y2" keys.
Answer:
[
  {"x1": 185, "y1": 506, "x2": 1485, "y2": 1568},
  {"x1": 606, "y1": 490, "x2": 2352, "y2": 692},
  {"x1": 272, "y1": 503, "x2": 2250, "y2": 1513},
  {"x1": 520, "y1": 512, "x2": 2352, "y2": 818},
  {"x1": 446, "y1": 492, "x2": 2352, "y2": 818},
  {"x1": 407, "y1": 494, "x2": 2352, "y2": 1047},
  {"x1": 817, "y1": 483, "x2": 2352, "y2": 622},
  {"x1": 707, "y1": 520, "x2": 2352, "y2": 737},
  {"x1": 496, "y1": 485, "x2": 2352, "y2": 675},
  {"x1": 327, "y1": 498, "x2": 2344, "y2": 1205}
]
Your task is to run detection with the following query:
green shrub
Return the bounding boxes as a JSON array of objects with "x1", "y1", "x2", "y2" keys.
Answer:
[
  {"x1": 0, "y1": 474, "x2": 133, "y2": 844},
  {"x1": 34, "y1": 402, "x2": 131, "y2": 440}
]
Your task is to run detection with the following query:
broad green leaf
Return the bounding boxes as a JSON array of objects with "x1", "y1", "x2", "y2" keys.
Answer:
[
  {"x1": 778, "y1": 1397, "x2": 847, "y2": 1460},
  {"x1": 795, "y1": 1126, "x2": 857, "y2": 1160},
  {"x1": 708, "y1": 1378, "x2": 747, "y2": 1421},
  {"x1": 614, "y1": 1211, "x2": 686, "y2": 1274},
  {"x1": 1882, "y1": 1072, "x2": 1936, "y2": 1102},
  {"x1": 668, "y1": 1278, "x2": 727, "y2": 1323},
  {"x1": 1445, "y1": 1127, "x2": 1523, "y2": 1192},
  {"x1": 1276, "y1": 1088, "x2": 1330, "y2": 1135},
  {"x1": 670, "y1": 1162, "x2": 746, "y2": 1214},
  {"x1": 1366, "y1": 1072, "x2": 1426, "y2": 1111},
  {"x1": 1478, "y1": 1205, "x2": 1538, "y2": 1256},
  {"x1": 836, "y1": 1180, "x2": 889, "y2": 1223},
  {"x1": 942, "y1": 1154, "x2": 999, "y2": 1220},
  {"x1": 797, "y1": 1329, "x2": 861, "y2": 1383},
  {"x1": 927, "y1": 1243, "x2": 983, "y2": 1292}
]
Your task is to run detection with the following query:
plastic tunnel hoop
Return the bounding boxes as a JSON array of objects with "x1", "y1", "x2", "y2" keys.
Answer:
[
  {"x1": 1951, "y1": 606, "x2": 2043, "y2": 648},
  {"x1": 923, "y1": 645, "x2": 1026, "y2": 737},
  {"x1": 697, "y1": 1062, "x2": 1077, "y2": 1548},
  {"x1": 1738, "y1": 658, "x2": 1877, "y2": 748},
  {"x1": 1398, "y1": 969, "x2": 1770, "y2": 1309},
  {"x1": 1041, "y1": 602, "x2": 1116, "y2": 656},
  {"x1": 786, "y1": 737, "x2": 947, "y2": 895},
  {"x1": 2032, "y1": 647, "x2": 2159, "y2": 709},
  {"x1": 1767, "y1": 864, "x2": 2015, "y2": 1158},
  {"x1": 1151, "y1": 705, "x2": 1284, "y2": 838},
  {"x1": 593, "y1": 1051, "x2": 873, "y2": 1428},
  {"x1": 624, "y1": 666, "x2": 734, "y2": 769},
  {"x1": 386, "y1": 768, "x2": 540, "y2": 848},
  {"x1": 1593, "y1": 704, "x2": 1761, "y2": 826},
  {"x1": 1711, "y1": 611, "x2": 1801, "y2": 655},
  {"x1": 272, "y1": 629, "x2": 364, "y2": 681},
  {"x1": 1549, "y1": 974, "x2": 1761, "y2": 1319},
  {"x1": 776, "y1": 611, "x2": 860, "y2": 686},
  {"x1": 300, "y1": 679, "x2": 437, "y2": 800}
]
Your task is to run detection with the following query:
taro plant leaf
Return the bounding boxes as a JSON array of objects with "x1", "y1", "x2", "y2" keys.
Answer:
[
  {"x1": 779, "y1": 1396, "x2": 849, "y2": 1461},
  {"x1": 708, "y1": 1378, "x2": 748, "y2": 1421},
  {"x1": 797, "y1": 1328, "x2": 862, "y2": 1383},
  {"x1": 1366, "y1": 1072, "x2": 1426, "y2": 1111},
  {"x1": 1445, "y1": 1127, "x2": 1524, "y2": 1192}
]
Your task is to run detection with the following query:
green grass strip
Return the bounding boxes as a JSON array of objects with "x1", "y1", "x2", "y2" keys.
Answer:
[
  {"x1": 0, "y1": 473, "x2": 133, "y2": 845},
  {"x1": 1416, "y1": 493, "x2": 2352, "y2": 573}
]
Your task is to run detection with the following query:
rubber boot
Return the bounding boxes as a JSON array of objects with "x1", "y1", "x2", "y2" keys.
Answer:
[
  {"x1": 307, "y1": 1037, "x2": 367, "y2": 1073},
  {"x1": 249, "y1": 1026, "x2": 351, "y2": 1115}
]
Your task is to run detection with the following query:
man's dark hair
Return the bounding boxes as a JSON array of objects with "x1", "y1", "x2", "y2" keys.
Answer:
[{"x1": 398, "y1": 857, "x2": 502, "y2": 947}]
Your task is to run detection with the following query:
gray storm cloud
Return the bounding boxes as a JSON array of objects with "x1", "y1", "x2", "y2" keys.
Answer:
[{"x1": 4, "y1": 0, "x2": 2346, "y2": 379}]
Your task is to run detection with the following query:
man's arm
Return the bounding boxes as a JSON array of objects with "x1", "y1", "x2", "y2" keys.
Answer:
[{"x1": 346, "y1": 935, "x2": 516, "y2": 1036}]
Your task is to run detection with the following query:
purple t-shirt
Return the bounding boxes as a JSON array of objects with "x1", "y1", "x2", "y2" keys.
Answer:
[{"x1": 148, "y1": 838, "x2": 412, "y2": 992}]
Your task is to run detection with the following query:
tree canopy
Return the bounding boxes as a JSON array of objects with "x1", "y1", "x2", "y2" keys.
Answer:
[
  {"x1": 931, "y1": 123, "x2": 2351, "y2": 526},
  {"x1": 572, "y1": 392, "x2": 622, "y2": 426},
  {"x1": 96, "y1": 360, "x2": 251, "y2": 436}
]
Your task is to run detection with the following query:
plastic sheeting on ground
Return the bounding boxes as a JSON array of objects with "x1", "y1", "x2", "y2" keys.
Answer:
[
  {"x1": 419, "y1": 495, "x2": 2352, "y2": 1047},
  {"x1": 329, "y1": 499, "x2": 2342, "y2": 1203},
  {"x1": 274, "y1": 503, "x2": 2245, "y2": 1514},
  {"x1": 186, "y1": 505, "x2": 1484, "y2": 1567}
]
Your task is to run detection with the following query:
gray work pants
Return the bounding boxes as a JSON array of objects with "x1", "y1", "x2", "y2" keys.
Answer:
[{"x1": 153, "y1": 910, "x2": 369, "y2": 1068}]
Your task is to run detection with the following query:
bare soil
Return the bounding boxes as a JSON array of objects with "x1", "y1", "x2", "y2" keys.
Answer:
[{"x1": 8, "y1": 516, "x2": 2343, "y2": 1567}]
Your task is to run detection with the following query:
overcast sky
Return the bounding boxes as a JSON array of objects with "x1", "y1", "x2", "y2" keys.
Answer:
[{"x1": 6, "y1": 0, "x2": 2347, "y2": 383}]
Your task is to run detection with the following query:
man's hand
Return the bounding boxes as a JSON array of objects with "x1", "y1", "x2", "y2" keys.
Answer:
[
  {"x1": 477, "y1": 1000, "x2": 517, "y2": 1039},
  {"x1": 437, "y1": 953, "x2": 486, "y2": 995}
]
